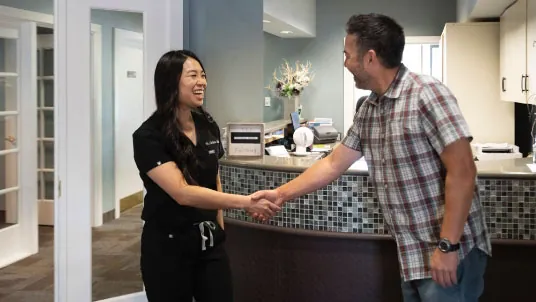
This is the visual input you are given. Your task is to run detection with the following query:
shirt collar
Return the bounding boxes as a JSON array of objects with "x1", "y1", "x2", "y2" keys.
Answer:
[{"x1": 368, "y1": 63, "x2": 408, "y2": 103}]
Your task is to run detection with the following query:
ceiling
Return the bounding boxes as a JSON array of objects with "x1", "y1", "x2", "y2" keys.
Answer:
[
  {"x1": 470, "y1": 0, "x2": 515, "y2": 19},
  {"x1": 262, "y1": 12, "x2": 313, "y2": 38}
]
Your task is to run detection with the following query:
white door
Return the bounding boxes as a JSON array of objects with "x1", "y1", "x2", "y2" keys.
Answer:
[
  {"x1": 0, "y1": 20, "x2": 38, "y2": 269},
  {"x1": 36, "y1": 33, "x2": 55, "y2": 226},
  {"x1": 55, "y1": 0, "x2": 183, "y2": 301},
  {"x1": 114, "y1": 28, "x2": 144, "y2": 219}
]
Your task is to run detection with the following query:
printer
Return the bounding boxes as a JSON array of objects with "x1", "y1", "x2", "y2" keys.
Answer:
[
  {"x1": 471, "y1": 143, "x2": 522, "y2": 161},
  {"x1": 313, "y1": 125, "x2": 338, "y2": 144}
]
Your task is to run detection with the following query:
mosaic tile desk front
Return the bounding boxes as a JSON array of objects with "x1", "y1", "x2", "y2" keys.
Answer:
[{"x1": 221, "y1": 164, "x2": 536, "y2": 241}]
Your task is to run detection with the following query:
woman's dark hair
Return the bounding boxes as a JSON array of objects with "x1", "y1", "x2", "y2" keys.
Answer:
[
  {"x1": 153, "y1": 50, "x2": 218, "y2": 185},
  {"x1": 346, "y1": 13, "x2": 405, "y2": 69}
]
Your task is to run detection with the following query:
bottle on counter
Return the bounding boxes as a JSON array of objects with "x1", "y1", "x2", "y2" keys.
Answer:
[{"x1": 221, "y1": 127, "x2": 228, "y2": 154}]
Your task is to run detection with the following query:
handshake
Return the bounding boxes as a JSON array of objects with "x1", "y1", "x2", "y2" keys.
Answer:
[{"x1": 243, "y1": 189, "x2": 284, "y2": 221}]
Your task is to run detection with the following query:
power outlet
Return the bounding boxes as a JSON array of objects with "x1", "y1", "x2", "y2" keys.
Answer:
[{"x1": 264, "y1": 97, "x2": 271, "y2": 107}]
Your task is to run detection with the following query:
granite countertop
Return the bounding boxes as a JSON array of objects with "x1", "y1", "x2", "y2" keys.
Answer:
[{"x1": 220, "y1": 155, "x2": 536, "y2": 179}]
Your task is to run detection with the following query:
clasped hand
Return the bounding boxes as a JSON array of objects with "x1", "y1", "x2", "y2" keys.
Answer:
[{"x1": 245, "y1": 189, "x2": 284, "y2": 221}]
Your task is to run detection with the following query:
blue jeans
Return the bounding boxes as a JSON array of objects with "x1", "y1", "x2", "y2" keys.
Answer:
[{"x1": 401, "y1": 247, "x2": 488, "y2": 302}]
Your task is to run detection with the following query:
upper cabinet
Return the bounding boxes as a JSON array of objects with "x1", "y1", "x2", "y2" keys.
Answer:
[
  {"x1": 527, "y1": 0, "x2": 536, "y2": 104},
  {"x1": 500, "y1": 0, "x2": 536, "y2": 103}
]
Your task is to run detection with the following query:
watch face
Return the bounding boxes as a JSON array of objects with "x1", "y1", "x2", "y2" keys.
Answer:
[{"x1": 438, "y1": 240, "x2": 450, "y2": 252}]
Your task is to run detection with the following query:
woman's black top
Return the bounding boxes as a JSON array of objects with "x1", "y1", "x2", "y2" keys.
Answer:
[{"x1": 132, "y1": 110, "x2": 224, "y2": 230}]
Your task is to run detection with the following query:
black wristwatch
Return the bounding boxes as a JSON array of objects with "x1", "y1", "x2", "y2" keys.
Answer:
[{"x1": 437, "y1": 238, "x2": 460, "y2": 253}]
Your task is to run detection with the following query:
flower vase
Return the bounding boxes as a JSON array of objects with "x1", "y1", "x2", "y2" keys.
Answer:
[{"x1": 283, "y1": 95, "x2": 300, "y2": 120}]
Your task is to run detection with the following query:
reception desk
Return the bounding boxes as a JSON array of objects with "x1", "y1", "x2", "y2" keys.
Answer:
[{"x1": 220, "y1": 155, "x2": 536, "y2": 302}]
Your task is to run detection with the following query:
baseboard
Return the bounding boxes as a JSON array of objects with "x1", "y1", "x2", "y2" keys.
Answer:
[
  {"x1": 120, "y1": 191, "x2": 143, "y2": 213},
  {"x1": 102, "y1": 209, "x2": 115, "y2": 224}
]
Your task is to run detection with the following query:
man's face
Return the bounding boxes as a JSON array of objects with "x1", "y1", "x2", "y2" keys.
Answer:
[{"x1": 344, "y1": 34, "x2": 372, "y2": 90}]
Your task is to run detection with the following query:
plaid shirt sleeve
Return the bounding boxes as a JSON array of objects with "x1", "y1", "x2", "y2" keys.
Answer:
[
  {"x1": 419, "y1": 81, "x2": 473, "y2": 155},
  {"x1": 341, "y1": 113, "x2": 362, "y2": 152}
]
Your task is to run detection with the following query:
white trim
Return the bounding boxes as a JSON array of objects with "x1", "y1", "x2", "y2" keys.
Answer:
[
  {"x1": 0, "y1": 149, "x2": 18, "y2": 156},
  {"x1": 405, "y1": 36, "x2": 441, "y2": 44},
  {"x1": 0, "y1": 111, "x2": 18, "y2": 116},
  {"x1": 0, "y1": 20, "x2": 39, "y2": 269},
  {"x1": 0, "y1": 186, "x2": 19, "y2": 196},
  {"x1": 54, "y1": 0, "x2": 69, "y2": 299},
  {"x1": 0, "y1": 72, "x2": 18, "y2": 77},
  {"x1": 91, "y1": 23, "x2": 103, "y2": 227},
  {"x1": 0, "y1": 27, "x2": 18, "y2": 39},
  {"x1": 0, "y1": 5, "x2": 53, "y2": 28}
]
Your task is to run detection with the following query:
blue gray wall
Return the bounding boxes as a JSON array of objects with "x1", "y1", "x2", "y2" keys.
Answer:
[
  {"x1": 263, "y1": 33, "x2": 309, "y2": 122},
  {"x1": 0, "y1": 0, "x2": 143, "y2": 214},
  {"x1": 188, "y1": 0, "x2": 265, "y2": 127},
  {"x1": 187, "y1": 0, "x2": 457, "y2": 131},
  {"x1": 287, "y1": 0, "x2": 457, "y2": 131}
]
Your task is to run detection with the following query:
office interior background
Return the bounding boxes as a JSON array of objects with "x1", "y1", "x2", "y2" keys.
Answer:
[{"x1": 0, "y1": 0, "x2": 535, "y2": 301}]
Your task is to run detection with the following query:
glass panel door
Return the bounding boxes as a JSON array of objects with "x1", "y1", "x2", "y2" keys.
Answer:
[
  {"x1": 37, "y1": 32, "x2": 54, "y2": 226},
  {"x1": 0, "y1": 20, "x2": 38, "y2": 269}
]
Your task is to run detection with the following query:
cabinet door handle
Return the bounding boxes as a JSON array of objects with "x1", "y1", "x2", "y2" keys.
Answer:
[
  {"x1": 525, "y1": 75, "x2": 529, "y2": 93},
  {"x1": 522, "y1": 75, "x2": 526, "y2": 92},
  {"x1": 502, "y1": 77, "x2": 506, "y2": 92}
]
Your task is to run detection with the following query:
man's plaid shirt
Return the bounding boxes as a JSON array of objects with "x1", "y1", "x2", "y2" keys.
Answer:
[{"x1": 342, "y1": 64, "x2": 491, "y2": 282}]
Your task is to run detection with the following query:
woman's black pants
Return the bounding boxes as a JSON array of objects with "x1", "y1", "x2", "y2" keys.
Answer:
[{"x1": 140, "y1": 221, "x2": 233, "y2": 302}]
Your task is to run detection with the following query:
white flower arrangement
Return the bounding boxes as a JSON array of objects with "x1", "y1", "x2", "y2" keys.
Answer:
[{"x1": 267, "y1": 59, "x2": 314, "y2": 98}]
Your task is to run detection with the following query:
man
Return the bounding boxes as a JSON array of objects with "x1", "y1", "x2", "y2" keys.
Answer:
[{"x1": 252, "y1": 13, "x2": 491, "y2": 302}]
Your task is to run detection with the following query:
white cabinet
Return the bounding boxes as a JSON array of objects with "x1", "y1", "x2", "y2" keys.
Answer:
[
  {"x1": 442, "y1": 23, "x2": 515, "y2": 144},
  {"x1": 527, "y1": 0, "x2": 536, "y2": 103},
  {"x1": 500, "y1": 0, "x2": 536, "y2": 103}
]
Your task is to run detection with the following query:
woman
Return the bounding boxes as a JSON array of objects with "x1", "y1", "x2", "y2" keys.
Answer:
[{"x1": 132, "y1": 50, "x2": 280, "y2": 302}]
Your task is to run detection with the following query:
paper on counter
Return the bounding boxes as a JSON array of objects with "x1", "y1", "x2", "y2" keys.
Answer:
[
  {"x1": 527, "y1": 164, "x2": 536, "y2": 173},
  {"x1": 349, "y1": 158, "x2": 368, "y2": 170}
]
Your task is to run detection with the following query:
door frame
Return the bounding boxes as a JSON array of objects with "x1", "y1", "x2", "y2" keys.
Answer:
[
  {"x1": 0, "y1": 5, "x2": 103, "y2": 227},
  {"x1": 54, "y1": 0, "x2": 184, "y2": 301}
]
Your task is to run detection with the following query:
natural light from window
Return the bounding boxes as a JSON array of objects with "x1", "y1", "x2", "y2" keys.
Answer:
[{"x1": 343, "y1": 37, "x2": 442, "y2": 135}]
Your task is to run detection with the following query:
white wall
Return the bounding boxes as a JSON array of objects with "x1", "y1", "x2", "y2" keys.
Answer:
[
  {"x1": 113, "y1": 28, "x2": 144, "y2": 217},
  {"x1": 263, "y1": 0, "x2": 316, "y2": 36}
]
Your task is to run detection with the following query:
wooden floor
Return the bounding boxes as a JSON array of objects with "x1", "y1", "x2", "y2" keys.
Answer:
[{"x1": 0, "y1": 205, "x2": 144, "y2": 301}]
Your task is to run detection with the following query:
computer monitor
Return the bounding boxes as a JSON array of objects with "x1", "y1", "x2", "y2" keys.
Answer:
[{"x1": 290, "y1": 112, "x2": 300, "y2": 130}]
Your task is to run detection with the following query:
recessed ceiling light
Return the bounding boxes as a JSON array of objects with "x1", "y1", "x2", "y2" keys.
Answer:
[
  {"x1": 280, "y1": 30, "x2": 293, "y2": 34},
  {"x1": 263, "y1": 19, "x2": 271, "y2": 23}
]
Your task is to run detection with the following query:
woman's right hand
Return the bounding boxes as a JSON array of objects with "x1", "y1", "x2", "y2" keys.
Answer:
[{"x1": 243, "y1": 195, "x2": 281, "y2": 221}]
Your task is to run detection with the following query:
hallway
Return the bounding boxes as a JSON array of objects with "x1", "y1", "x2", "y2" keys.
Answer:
[{"x1": 0, "y1": 205, "x2": 144, "y2": 301}]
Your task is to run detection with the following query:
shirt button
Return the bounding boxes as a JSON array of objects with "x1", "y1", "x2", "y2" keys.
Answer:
[
  {"x1": 384, "y1": 184, "x2": 388, "y2": 189},
  {"x1": 382, "y1": 158, "x2": 386, "y2": 164}
]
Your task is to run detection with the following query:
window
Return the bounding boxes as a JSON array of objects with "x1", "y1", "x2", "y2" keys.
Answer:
[
  {"x1": 402, "y1": 42, "x2": 442, "y2": 80},
  {"x1": 343, "y1": 36, "x2": 442, "y2": 135}
]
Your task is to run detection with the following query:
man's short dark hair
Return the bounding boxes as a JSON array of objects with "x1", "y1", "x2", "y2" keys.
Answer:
[{"x1": 346, "y1": 13, "x2": 405, "y2": 69}]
